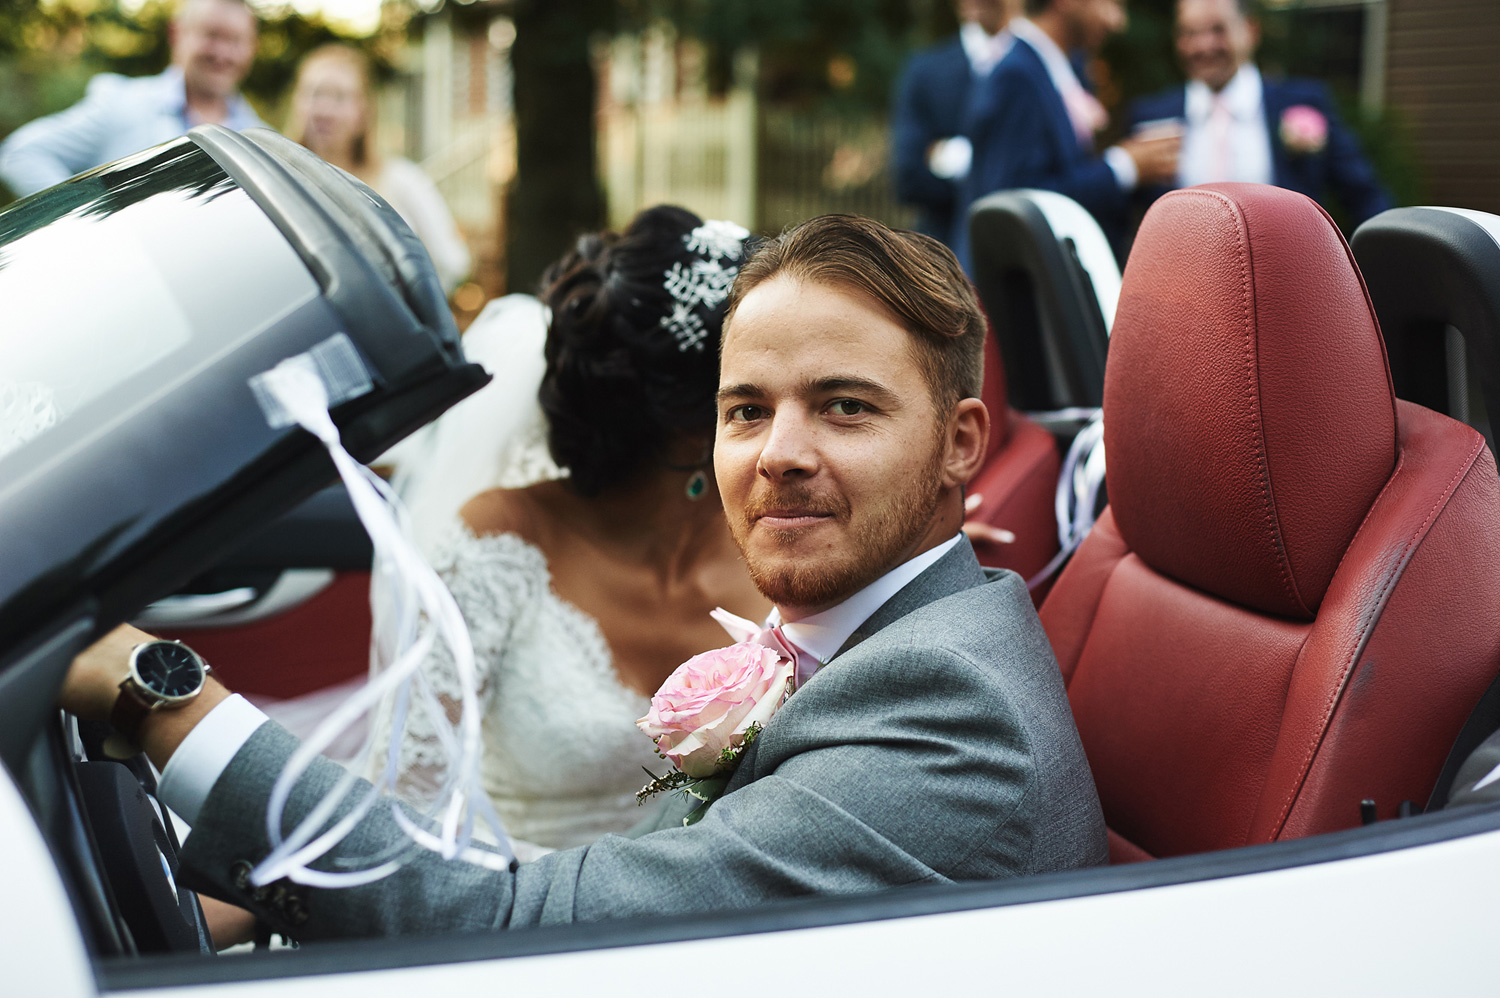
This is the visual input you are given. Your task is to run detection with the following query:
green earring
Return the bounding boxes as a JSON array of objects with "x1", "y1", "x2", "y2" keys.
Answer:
[{"x1": 685, "y1": 469, "x2": 708, "y2": 500}]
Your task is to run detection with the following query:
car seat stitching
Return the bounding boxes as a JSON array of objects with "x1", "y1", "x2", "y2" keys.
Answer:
[
  {"x1": 1269, "y1": 431, "x2": 1483, "y2": 837},
  {"x1": 1060, "y1": 532, "x2": 1133, "y2": 686},
  {"x1": 1215, "y1": 189, "x2": 1302, "y2": 615}
]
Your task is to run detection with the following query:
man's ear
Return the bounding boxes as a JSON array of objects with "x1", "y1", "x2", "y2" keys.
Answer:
[{"x1": 941, "y1": 397, "x2": 989, "y2": 490}]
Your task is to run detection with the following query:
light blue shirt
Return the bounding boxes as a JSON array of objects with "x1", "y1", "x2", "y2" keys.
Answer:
[{"x1": 0, "y1": 66, "x2": 264, "y2": 197}]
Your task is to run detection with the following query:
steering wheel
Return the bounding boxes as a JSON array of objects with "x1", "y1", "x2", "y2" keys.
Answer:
[{"x1": 70, "y1": 717, "x2": 213, "y2": 954}]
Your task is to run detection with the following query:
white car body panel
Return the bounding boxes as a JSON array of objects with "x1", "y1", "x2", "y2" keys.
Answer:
[
  {"x1": 0, "y1": 760, "x2": 94, "y2": 998},
  {"x1": 104, "y1": 824, "x2": 1500, "y2": 997}
]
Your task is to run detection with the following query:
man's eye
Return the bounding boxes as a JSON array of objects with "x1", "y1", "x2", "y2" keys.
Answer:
[
  {"x1": 829, "y1": 399, "x2": 865, "y2": 416},
  {"x1": 728, "y1": 405, "x2": 764, "y2": 422}
]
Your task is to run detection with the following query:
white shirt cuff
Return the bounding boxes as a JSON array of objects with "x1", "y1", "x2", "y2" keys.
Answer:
[
  {"x1": 157, "y1": 694, "x2": 269, "y2": 826},
  {"x1": 1104, "y1": 145, "x2": 1139, "y2": 191},
  {"x1": 927, "y1": 136, "x2": 973, "y2": 181}
]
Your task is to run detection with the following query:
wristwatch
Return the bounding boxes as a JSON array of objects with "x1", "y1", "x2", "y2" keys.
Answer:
[{"x1": 106, "y1": 639, "x2": 212, "y2": 756}]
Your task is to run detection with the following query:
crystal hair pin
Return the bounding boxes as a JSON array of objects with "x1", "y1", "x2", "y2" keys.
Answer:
[
  {"x1": 662, "y1": 219, "x2": 750, "y2": 353},
  {"x1": 685, "y1": 219, "x2": 750, "y2": 261}
]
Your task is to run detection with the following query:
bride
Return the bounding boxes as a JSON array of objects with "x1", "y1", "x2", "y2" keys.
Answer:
[{"x1": 375, "y1": 205, "x2": 769, "y2": 857}]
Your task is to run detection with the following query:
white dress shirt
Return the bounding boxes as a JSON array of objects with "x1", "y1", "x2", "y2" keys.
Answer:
[
  {"x1": 1178, "y1": 64, "x2": 1274, "y2": 188},
  {"x1": 770, "y1": 533, "x2": 964, "y2": 671},
  {"x1": 1006, "y1": 19, "x2": 1138, "y2": 191},
  {"x1": 959, "y1": 20, "x2": 1014, "y2": 77},
  {"x1": 157, "y1": 533, "x2": 966, "y2": 824}
]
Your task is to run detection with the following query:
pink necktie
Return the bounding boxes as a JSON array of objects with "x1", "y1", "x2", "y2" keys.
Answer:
[
  {"x1": 1062, "y1": 86, "x2": 1109, "y2": 150},
  {"x1": 711, "y1": 608, "x2": 818, "y2": 687},
  {"x1": 769, "y1": 625, "x2": 818, "y2": 688}
]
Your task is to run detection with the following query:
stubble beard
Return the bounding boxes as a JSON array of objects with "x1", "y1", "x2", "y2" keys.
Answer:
[{"x1": 733, "y1": 446, "x2": 947, "y2": 611}]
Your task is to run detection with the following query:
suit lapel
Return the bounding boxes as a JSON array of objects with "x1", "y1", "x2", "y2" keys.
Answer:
[
  {"x1": 1261, "y1": 79, "x2": 1295, "y2": 190},
  {"x1": 1014, "y1": 39, "x2": 1084, "y2": 162},
  {"x1": 717, "y1": 540, "x2": 989, "y2": 804},
  {"x1": 1166, "y1": 87, "x2": 1188, "y2": 120},
  {"x1": 833, "y1": 539, "x2": 988, "y2": 660}
]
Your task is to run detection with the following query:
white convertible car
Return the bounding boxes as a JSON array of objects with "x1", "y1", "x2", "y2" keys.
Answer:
[{"x1": 3, "y1": 126, "x2": 1499, "y2": 996}]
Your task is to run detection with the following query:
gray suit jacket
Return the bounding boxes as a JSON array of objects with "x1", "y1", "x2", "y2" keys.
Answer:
[{"x1": 180, "y1": 540, "x2": 1107, "y2": 939}]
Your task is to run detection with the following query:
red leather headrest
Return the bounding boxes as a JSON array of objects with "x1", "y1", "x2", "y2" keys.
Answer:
[
  {"x1": 980, "y1": 324, "x2": 1012, "y2": 458},
  {"x1": 1104, "y1": 184, "x2": 1397, "y2": 620}
]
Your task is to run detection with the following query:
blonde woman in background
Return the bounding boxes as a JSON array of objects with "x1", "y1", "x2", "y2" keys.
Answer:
[{"x1": 287, "y1": 44, "x2": 471, "y2": 293}]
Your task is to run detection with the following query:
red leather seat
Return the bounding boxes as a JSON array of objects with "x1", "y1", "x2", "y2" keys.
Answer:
[
  {"x1": 1039, "y1": 184, "x2": 1500, "y2": 861},
  {"x1": 968, "y1": 327, "x2": 1062, "y2": 586}
]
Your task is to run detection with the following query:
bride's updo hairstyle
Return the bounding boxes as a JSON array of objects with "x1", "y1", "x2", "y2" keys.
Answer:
[{"x1": 539, "y1": 205, "x2": 754, "y2": 496}]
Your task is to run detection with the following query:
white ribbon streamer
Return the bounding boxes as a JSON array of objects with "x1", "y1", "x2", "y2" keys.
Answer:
[
  {"x1": 246, "y1": 336, "x2": 514, "y2": 888},
  {"x1": 1027, "y1": 408, "x2": 1107, "y2": 590}
]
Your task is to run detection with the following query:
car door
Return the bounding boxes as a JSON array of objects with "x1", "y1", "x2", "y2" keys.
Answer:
[
  {"x1": 0, "y1": 122, "x2": 487, "y2": 977},
  {"x1": 139, "y1": 486, "x2": 375, "y2": 706}
]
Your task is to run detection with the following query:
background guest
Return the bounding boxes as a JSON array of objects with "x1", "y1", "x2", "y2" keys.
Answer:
[
  {"x1": 1129, "y1": 0, "x2": 1391, "y2": 227},
  {"x1": 961, "y1": 0, "x2": 1180, "y2": 262},
  {"x1": 0, "y1": 0, "x2": 260, "y2": 198},
  {"x1": 286, "y1": 44, "x2": 471, "y2": 293},
  {"x1": 890, "y1": 0, "x2": 1020, "y2": 247}
]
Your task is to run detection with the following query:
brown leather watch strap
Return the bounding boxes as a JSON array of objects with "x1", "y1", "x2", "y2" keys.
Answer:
[{"x1": 109, "y1": 677, "x2": 155, "y2": 744}]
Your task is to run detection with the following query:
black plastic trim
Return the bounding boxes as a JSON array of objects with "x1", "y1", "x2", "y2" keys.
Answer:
[
  {"x1": 1353, "y1": 206, "x2": 1500, "y2": 451},
  {"x1": 186, "y1": 126, "x2": 441, "y2": 385},
  {"x1": 967, "y1": 192, "x2": 1111, "y2": 411},
  {"x1": 207, "y1": 487, "x2": 373, "y2": 572},
  {"x1": 100, "y1": 800, "x2": 1500, "y2": 991}
]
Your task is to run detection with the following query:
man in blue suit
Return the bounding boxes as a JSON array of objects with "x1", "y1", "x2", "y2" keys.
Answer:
[
  {"x1": 960, "y1": 0, "x2": 1180, "y2": 263},
  {"x1": 891, "y1": 0, "x2": 1019, "y2": 246},
  {"x1": 1128, "y1": 0, "x2": 1391, "y2": 226}
]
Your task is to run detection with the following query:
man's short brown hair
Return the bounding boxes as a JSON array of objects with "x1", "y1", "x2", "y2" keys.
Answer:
[{"x1": 725, "y1": 214, "x2": 986, "y2": 411}]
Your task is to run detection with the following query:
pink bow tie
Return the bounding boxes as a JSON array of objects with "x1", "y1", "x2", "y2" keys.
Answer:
[{"x1": 711, "y1": 607, "x2": 818, "y2": 687}]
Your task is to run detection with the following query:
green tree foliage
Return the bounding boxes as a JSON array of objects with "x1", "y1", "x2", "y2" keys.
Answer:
[{"x1": 661, "y1": 0, "x2": 956, "y2": 113}]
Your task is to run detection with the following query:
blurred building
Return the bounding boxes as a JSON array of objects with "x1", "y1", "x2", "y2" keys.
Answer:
[
  {"x1": 1384, "y1": 0, "x2": 1500, "y2": 214},
  {"x1": 377, "y1": 0, "x2": 513, "y2": 305},
  {"x1": 598, "y1": 26, "x2": 911, "y2": 234},
  {"x1": 384, "y1": 6, "x2": 913, "y2": 278},
  {"x1": 1266, "y1": 0, "x2": 1500, "y2": 214}
]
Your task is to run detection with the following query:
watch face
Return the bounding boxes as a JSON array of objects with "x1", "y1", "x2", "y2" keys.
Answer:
[{"x1": 134, "y1": 642, "x2": 206, "y2": 700}]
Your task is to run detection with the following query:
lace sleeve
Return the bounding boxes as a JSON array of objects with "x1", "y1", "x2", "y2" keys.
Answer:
[{"x1": 367, "y1": 528, "x2": 546, "y2": 809}]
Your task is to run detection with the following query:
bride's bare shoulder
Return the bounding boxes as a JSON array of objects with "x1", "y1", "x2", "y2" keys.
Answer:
[{"x1": 458, "y1": 481, "x2": 572, "y2": 547}]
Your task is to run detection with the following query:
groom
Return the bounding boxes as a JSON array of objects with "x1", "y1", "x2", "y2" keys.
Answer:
[{"x1": 61, "y1": 214, "x2": 1106, "y2": 939}]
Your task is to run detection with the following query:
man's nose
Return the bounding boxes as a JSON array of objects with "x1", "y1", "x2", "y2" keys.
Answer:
[{"x1": 756, "y1": 411, "x2": 819, "y2": 481}]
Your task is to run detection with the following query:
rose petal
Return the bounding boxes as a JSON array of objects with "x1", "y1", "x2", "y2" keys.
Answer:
[{"x1": 641, "y1": 640, "x2": 794, "y2": 774}]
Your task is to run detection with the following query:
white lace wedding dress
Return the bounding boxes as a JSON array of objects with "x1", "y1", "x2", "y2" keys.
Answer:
[
  {"x1": 368, "y1": 523, "x2": 666, "y2": 857},
  {"x1": 264, "y1": 294, "x2": 664, "y2": 859}
]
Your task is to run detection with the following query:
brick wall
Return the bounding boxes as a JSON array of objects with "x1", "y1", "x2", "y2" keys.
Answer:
[{"x1": 1385, "y1": 0, "x2": 1500, "y2": 213}]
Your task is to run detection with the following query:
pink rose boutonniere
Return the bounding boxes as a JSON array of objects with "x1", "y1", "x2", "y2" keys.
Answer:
[
  {"x1": 636, "y1": 640, "x2": 796, "y2": 825},
  {"x1": 1280, "y1": 105, "x2": 1328, "y2": 156}
]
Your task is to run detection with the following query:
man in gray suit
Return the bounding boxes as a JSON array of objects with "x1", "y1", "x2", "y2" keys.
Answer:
[{"x1": 61, "y1": 214, "x2": 1106, "y2": 941}]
